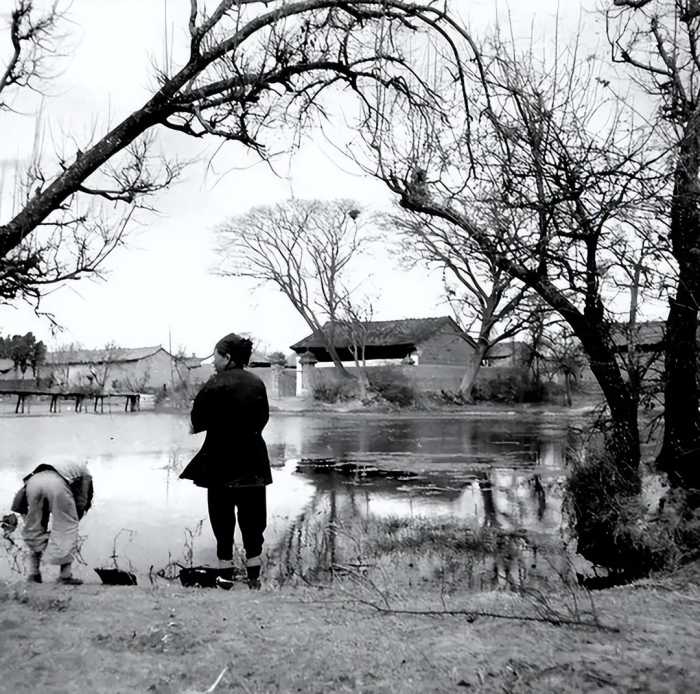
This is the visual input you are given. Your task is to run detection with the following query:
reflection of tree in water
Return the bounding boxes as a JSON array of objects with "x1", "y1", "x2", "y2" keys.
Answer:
[
  {"x1": 278, "y1": 416, "x2": 571, "y2": 590},
  {"x1": 473, "y1": 469, "x2": 562, "y2": 531},
  {"x1": 163, "y1": 448, "x2": 188, "y2": 502},
  {"x1": 479, "y1": 478, "x2": 500, "y2": 528},
  {"x1": 530, "y1": 475, "x2": 547, "y2": 521},
  {"x1": 273, "y1": 487, "x2": 341, "y2": 584},
  {"x1": 270, "y1": 479, "x2": 558, "y2": 592}
]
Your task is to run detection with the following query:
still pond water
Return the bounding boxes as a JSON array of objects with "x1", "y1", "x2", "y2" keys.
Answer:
[{"x1": 0, "y1": 408, "x2": 579, "y2": 587}]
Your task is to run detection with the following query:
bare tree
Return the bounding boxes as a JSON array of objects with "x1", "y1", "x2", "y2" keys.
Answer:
[
  {"x1": 358, "y1": 26, "x2": 665, "y2": 491},
  {"x1": 45, "y1": 340, "x2": 81, "y2": 387},
  {"x1": 388, "y1": 212, "x2": 533, "y2": 398},
  {"x1": 541, "y1": 326, "x2": 586, "y2": 408},
  {"x1": 0, "y1": 0, "x2": 455, "y2": 313},
  {"x1": 338, "y1": 296, "x2": 374, "y2": 398},
  {"x1": 87, "y1": 342, "x2": 121, "y2": 391},
  {"x1": 217, "y1": 198, "x2": 372, "y2": 376},
  {"x1": 607, "y1": 233, "x2": 671, "y2": 410},
  {"x1": 607, "y1": 0, "x2": 700, "y2": 502}
]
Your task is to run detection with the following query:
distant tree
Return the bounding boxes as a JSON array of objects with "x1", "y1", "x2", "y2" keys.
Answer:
[
  {"x1": 0, "y1": 331, "x2": 45, "y2": 377},
  {"x1": 541, "y1": 327, "x2": 587, "y2": 408},
  {"x1": 338, "y1": 297, "x2": 374, "y2": 399},
  {"x1": 388, "y1": 212, "x2": 534, "y2": 399},
  {"x1": 122, "y1": 368, "x2": 152, "y2": 394},
  {"x1": 87, "y1": 342, "x2": 120, "y2": 391},
  {"x1": 267, "y1": 351, "x2": 288, "y2": 367},
  {"x1": 217, "y1": 198, "x2": 374, "y2": 377},
  {"x1": 521, "y1": 299, "x2": 553, "y2": 391},
  {"x1": 29, "y1": 336, "x2": 45, "y2": 377}
]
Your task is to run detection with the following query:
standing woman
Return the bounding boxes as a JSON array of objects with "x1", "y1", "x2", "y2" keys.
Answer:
[{"x1": 180, "y1": 333, "x2": 272, "y2": 589}]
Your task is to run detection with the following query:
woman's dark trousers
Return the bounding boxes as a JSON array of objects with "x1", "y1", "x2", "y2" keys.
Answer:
[{"x1": 207, "y1": 485, "x2": 266, "y2": 582}]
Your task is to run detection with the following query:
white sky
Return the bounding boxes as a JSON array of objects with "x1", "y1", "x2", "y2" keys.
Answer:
[{"x1": 0, "y1": 1, "x2": 598, "y2": 357}]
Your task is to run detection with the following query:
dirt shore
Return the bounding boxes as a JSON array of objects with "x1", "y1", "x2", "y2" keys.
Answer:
[{"x1": 1, "y1": 561, "x2": 698, "y2": 694}]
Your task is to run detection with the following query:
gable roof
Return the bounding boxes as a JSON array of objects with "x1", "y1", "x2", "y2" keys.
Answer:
[
  {"x1": 46, "y1": 346, "x2": 168, "y2": 365},
  {"x1": 181, "y1": 356, "x2": 203, "y2": 368},
  {"x1": 290, "y1": 316, "x2": 473, "y2": 352}
]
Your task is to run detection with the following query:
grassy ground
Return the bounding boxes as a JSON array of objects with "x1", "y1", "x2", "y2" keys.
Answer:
[{"x1": 1, "y1": 561, "x2": 698, "y2": 694}]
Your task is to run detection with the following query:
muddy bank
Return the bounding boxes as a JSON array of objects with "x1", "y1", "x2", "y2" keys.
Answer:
[{"x1": 0, "y1": 561, "x2": 698, "y2": 693}]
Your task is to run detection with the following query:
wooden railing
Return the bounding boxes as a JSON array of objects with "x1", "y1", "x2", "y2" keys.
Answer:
[{"x1": 0, "y1": 389, "x2": 141, "y2": 414}]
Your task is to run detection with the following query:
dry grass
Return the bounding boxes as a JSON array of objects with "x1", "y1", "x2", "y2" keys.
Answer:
[{"x1": 0, "y1": 562, "x2": 699, "y2": 693}]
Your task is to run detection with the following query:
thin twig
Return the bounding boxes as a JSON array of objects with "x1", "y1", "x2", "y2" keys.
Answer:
[{"x1": 335, "y1": 597, "x2": 621, "y2": 632}]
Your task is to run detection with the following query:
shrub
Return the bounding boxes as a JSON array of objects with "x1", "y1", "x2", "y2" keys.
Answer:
[
  {"x1": 565, "y1": 438, "x2": 678, "y2": 578},
  {"x1": 367, "y1": 365, "x2": 416, "y2": 407},
  {"x1": 471, "y1": 374, "x2": 522, "y2": 403},
  {"x1": 312, "y1": 381, "x2": 357, "y2": 402}
]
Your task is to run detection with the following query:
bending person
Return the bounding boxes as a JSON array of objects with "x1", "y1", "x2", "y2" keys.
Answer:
[
  {"x1": 180, "y1": 333, "x2": 272, "y2": 589},
  {"x1": 16, "y1": 460, "x2": 93, "y2": 584}
]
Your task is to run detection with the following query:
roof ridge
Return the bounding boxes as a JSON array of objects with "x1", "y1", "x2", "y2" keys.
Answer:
[{"x1": 321, "y1": 315, "x2": 453, "y2": 326}]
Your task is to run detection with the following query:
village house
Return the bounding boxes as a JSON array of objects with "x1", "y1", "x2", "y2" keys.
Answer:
[
  {"x1": 575, "y1": 320, "x2": 672, "y2": 386},
  {"x1": 289, "y1": 316, "x2": 477, "y2": 366},
  {"x1": 289, "y1": 316, "x2": 485, "y2": 396},
  {"x1": 43, "y1": 346, "x2": 198, "y2": 392},
  {"x1": 611, "y1": 320, "x2": 667, "y2": 355}
]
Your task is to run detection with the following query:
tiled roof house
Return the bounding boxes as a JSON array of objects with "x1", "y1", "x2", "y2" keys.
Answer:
[{"x1": 290, "y1": 316, "x2": 476, "y2": 365}]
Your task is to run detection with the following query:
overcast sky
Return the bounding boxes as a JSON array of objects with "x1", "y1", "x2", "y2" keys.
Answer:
[{"x1": 0, "y1": 0, "x2": 596, "y2": 357}]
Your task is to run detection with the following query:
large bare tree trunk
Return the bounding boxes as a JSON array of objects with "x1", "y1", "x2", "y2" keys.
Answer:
[
  {"x1": 567, "y1": 315, "x2": 641, "y2": 491},
  {"x1": 660, "y1": 284, "x2": 700, "y2": 495},
  {"x1": 658, "y1": 121, "x2": 700, "y2": 502},
  {"x1": 323, "y1": 328, "x2": 352, "y2": 378},
  {"x1": 458, "y1": 343, "x2": 488, "y2": 400}
]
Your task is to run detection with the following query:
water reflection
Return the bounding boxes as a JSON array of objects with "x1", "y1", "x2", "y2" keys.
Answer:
[{"x1": 0, "y1": 411, "x2": 575, "y2": 588}]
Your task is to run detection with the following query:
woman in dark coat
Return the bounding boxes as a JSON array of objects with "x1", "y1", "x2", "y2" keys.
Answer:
[{"x1": 180, "y1": 333, "x2": 272, "y2": 588}]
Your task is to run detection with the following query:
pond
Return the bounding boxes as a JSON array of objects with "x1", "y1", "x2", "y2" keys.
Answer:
[{"x1": 0, "y1": 408, "x2": 581, "y2": 589}]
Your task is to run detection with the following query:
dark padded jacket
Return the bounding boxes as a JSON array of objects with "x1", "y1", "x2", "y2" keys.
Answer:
[{"x1": 179, "y1": 366, "x2": 272, "y2": 488}]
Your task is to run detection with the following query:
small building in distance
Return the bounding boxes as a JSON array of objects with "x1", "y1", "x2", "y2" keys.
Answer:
[
  {"x1": 44, "y1": 346, "x2": 186, "y2": 391},
  {"x1": 289, "y1": 316, "x2": 476, "y2": 366},
  {"x1": 610, "y1": 320, "x2": 667, "y2": 354},
  {"x1": 573, "y1": 320, "x2": 670, "y2": 386}
]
